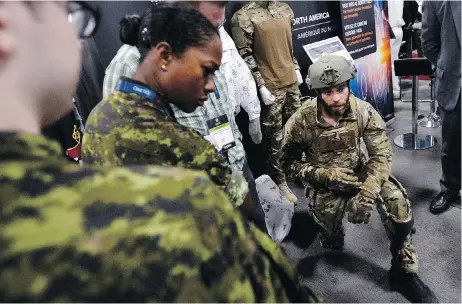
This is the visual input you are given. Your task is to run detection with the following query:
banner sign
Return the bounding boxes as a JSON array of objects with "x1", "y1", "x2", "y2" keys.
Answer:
[
  {"x1": 349, "y1": 0, "x2": 394, "y2": 122},
  {"x1": 288, "y1": 1, "x2": 338, "y2": 65},
  {"x1": 225, "y1": 0, "x2": 393, "y2": 121},
  {"x1": 340, "y1": 0, "x2": 377, "y2": 59}
]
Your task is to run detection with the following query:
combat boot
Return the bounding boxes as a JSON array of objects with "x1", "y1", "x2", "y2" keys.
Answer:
[
  {"x1": 388, "y1": 262, "x2": 439, "y2": 303},
  {"x1": 279, "y1": 182, "x2": 298, "y2": 204},
  {"x1": 320, "y1": 228, "x2": 344, "y2": 250}
]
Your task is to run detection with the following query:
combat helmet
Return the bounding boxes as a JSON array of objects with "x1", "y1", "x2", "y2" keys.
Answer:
[{"x1": 306, "y1": 54, "x2": 356, "y2": 89}]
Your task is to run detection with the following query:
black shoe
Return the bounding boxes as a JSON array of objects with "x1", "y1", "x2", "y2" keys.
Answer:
[
  {"x1": 389, "y1": 265, "x2": 439, "y2": 303},
  {"x1": 430, "y1": 191, "x2": 460, "y2": 214},
  {"x1": 320, "y1": 230, "x2": 344, "y2": 250}
]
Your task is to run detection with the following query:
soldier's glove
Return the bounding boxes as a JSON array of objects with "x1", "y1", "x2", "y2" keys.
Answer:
[
  {"x1": 259, "y1": 86, "x2": 276, "y2": 105},
  {"x1": 249, "y1": 117, "x2": 262, "y2": 144},
  {"x1": 346, "y1": 190, "x2": 376, "y2": 224},
  {"x1": 305, "y1": 167, "x2": 362, "y2": 192}
]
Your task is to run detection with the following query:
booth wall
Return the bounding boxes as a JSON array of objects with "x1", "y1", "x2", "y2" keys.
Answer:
[
  {"x1": 88, "y1": 1, "x2": 152, "y2": 69},
  {"x1": 72, "y1": 1, "x2": 394, "y2": 177}
]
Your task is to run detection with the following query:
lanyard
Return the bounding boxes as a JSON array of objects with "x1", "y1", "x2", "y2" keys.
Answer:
[{"x1": 116, "y1": 78, "x2": 173, "y2": 119}]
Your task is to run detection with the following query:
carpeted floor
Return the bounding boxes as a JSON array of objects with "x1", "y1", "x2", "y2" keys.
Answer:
[{"x1": 281, "y1": 79, "x2": 461, "y2": 303}]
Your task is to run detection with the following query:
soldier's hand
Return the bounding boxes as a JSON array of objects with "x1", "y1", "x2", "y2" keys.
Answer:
[
  {"x1": 346, "y1": 190, "x2": 376, "y2": 224},
  {"x1": 317, "y1": 168, "x2": 362, "y2": 191},
  {"x1": 259, "y1": 86, "x2": 276, "y2": 105},
  {"x1": 249, "y1": 118, "x2": 262, "y2": 144}
]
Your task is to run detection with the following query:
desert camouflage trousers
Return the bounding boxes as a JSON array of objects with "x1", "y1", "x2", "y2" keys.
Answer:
[
  {"x1": 306, "y1": 177, "x2": 418, "y2": 273},
  {"x1": 261, "y1": 82, "x2": 301, "y2": 185}
]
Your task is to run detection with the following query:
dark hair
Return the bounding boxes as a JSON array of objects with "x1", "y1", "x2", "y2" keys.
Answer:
[
  {"x1": 119, "y1": 14, "x2": 141, "y2": 46},
  {"x1": 119, "y1": 5, "x2": 219, "y2": 58},
  {"x1": 182, "y1": 1, "x2": 229, "y2": 8}
]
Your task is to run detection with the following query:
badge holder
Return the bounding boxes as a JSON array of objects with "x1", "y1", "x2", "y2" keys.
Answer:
[{"x1": 206, "y1": 115, "x2": 236, "y2": 153}]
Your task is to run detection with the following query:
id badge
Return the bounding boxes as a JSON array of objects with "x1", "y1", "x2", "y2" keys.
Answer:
[{"x1": 207, "y1": 115, "x2": 236, "y2": 151}]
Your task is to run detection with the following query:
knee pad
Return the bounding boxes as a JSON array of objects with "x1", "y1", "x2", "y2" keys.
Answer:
[
  {"x1": 380, "y1": 176, "x2": 412, "y2": 222},
  {"x1": 389, "y1": 215, "x2": 415, "y2": 254}
]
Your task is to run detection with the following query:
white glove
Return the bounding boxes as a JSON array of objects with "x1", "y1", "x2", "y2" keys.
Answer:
[
  {"x1": 295, "y1": 69, "x2": 303, "y2": 85},
  {"x1": 249, "y1": 117, "x2": 262, "y2": 144},
  {"x1": 255, "y1": 175, "x2": 294, "y2": 242},
  {"x1": 259, "y1": 86, "x2": 276, "y2": 105}
]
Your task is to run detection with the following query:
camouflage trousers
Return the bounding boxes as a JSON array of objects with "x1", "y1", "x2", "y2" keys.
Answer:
[
  {"x1": 306, "y1": 177, "x2": 418, "y2": 273},
  {"x1": 261, "y1": 83, "x2": 301, "y2": 185}
]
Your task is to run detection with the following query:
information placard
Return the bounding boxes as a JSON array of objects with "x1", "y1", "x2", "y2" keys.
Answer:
[
  {"x1": 302, "y1": 36, "x2": 355, "y2": 67},
  {"x1": 340, "y1": 0, "x2": 377, "y2": 59}
]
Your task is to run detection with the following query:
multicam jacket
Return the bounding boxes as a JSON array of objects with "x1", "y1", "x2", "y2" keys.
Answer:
[{"x1": 280, "y1": 95, "x2": 392, "y2": 197}]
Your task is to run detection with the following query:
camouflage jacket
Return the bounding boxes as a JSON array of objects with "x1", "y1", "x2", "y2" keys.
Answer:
[
  {"x1": 0, "y1": 132, "x2": 319, "y2": 302},
  {"x1": 231, "y1": 1, "x2": 299, "y2": 89},
  {"x1": 82, "y1": 82, "x2": 248, "y2": 207},
  {"x1": 280, "y1": 95, "x2": 392, "y2": 197}
]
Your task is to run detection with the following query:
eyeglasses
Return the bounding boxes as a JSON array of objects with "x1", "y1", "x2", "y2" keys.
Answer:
[{"x1": 67, "y1": 1, "x2": 100, "y2": 39}]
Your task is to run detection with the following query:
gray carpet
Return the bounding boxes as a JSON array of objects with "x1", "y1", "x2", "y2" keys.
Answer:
[{"x1": 282, "y1": 79, "x2": 461, "y2": 303}]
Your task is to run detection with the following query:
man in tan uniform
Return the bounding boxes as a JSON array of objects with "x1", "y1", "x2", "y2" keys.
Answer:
[
  {"x1": 280, "y1": 54, "x2": 438, "y2": 303},
  {"x1": 231, "y1": 1, "x2": 302, "y2": 203}
]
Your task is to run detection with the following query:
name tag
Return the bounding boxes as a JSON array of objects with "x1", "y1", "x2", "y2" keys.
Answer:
[{"x1": 207, "y1": 115, "x2": 235, "y2": 151}]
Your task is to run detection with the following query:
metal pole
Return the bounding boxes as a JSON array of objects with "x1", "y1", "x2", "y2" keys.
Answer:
[
  {"x1": 406, "y1": 27, "x2": 413, "y2": 58},
  {"x1": 430, "y1": 77, "x2": 436, "y2": 113},
  {"x1": 412, "y1": 75, "x2": 419, "y2": 134}
]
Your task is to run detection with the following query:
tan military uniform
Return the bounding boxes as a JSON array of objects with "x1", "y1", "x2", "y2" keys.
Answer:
[
  {"x1": 281, "y1": 95, "x2": 418, "y2": 273},
  {"x1": 231, "y1": 1, "x2": 301, "y2": 184}
]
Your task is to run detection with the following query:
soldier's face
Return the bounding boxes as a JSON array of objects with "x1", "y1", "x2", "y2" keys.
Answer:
[
  {"x1": 0, "y1": 1, "x2": 81, "y2": 126},
  {"x1": 160, "y1": 36, "x2": 222, "y2": 113},
  {"x1": 319, "y1": 82, "x2": 350, "y2": 117},
  {"x1": 196, "y1": 2, "x2": 226, "y2": 28}
]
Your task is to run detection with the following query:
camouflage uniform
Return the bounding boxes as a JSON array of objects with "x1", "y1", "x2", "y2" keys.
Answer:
[
  {"x1": 82, "y1": 80, "x2": 248, "y2": 207},
  {"x1": 231, "y1": 1, "x2": 301, "y2": 185},
  {"x1": 281, "y1": 93, "x2": 418, "y2": 273},
  {"x1": 281, "y1": 54, "x2": 420, "y2": 274},
  {"x1": 0, "y1": 132, "x2": 319, "y2": 302},
  {"x1": 261, "y1": 83, "x2": 301, "y2": 184}
]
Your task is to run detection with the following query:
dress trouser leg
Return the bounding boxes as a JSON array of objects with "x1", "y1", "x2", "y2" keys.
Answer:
[{"x1": 439, "y1": 95, "x2": 461, "y2": 194}]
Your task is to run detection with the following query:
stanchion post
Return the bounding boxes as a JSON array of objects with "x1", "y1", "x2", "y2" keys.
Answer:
[
  {"x1": 412, "y1": 75, "x2": 419, "y2": 134},
  {"x1": 393, "y1": 58, "x2": 437, "y2": 150}
]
